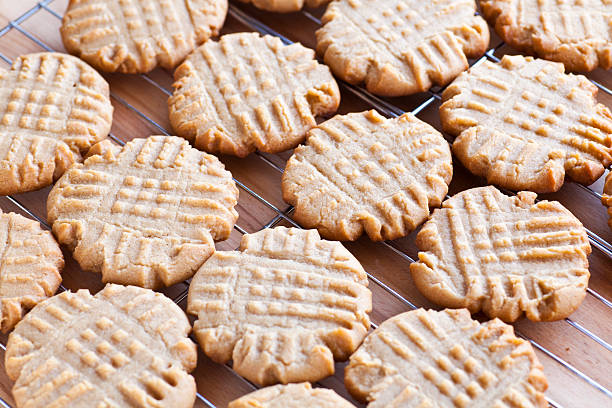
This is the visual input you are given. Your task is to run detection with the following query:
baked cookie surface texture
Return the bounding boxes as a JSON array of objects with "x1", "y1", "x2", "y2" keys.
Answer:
[
  {"x1": 481, "y1": 0, "x2": 612, "y2": 71},
  {"x1": 187, "y1": 226, "x2": 372, "y2": 386},
  {"x1": 410, "y1": 186, "x2": 591, "y2": 322},
  {"x1": 282, "y1": 110, "x2": 452, "y2": 241},
  {"x1": 5, "y1": 284, "x2": 197, "y2": 408},
  {"x1": 0, "y1": 52, "x2": 112, "y2": 195},
  {"x1": 228, "y1": 382, "x2": 356, "y2": 408},
  {"x1": 237, "y1": 0, "x2": 331, "y2": 13},
  {"x1": 0, "y1": 210, "x2": 63, "y2": 333},
  {"x1": 61, "y1": 0, "x2": 228, "y2": 73},
  {"x1": 345, "y1": 308, "x2": 548, "y2": 407},
  {"x1": 47, "y1": 135, "x2": 238, "y2": 289},
  {"x1": 315, "y1": 0, "x2": 489, "y2": 96},
  {"x1": 168, "y1": 32, "x2": 341, "y2": 157},
  {"x1": 441, "y1": 55, "x2": 612, "y2": 193}
]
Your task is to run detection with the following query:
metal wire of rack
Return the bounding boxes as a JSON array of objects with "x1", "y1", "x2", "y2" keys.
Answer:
[{"x1": 0, "y1": 1, "x2": 609, "y2": 407}]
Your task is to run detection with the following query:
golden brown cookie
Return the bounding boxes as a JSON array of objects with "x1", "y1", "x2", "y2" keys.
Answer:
[
  {"x1": 5, "y1": 284, "x2": 197, "y2": 408},
  {"x1": 282, "y1": 110, "x2": 452, "y2": 241},
  {"x1": 187, "y1": 226, "x2": 372, "y2": 386},
  {"x1": 229, "y1": 383, "x2": 356, "y2": 408},
  {"x1": 441, "y1": 55, "x2": 612, "y2": 193},
  {"x1": 0, "y1": 52, "x2": 112, "y2": 195},
  {"x1": 47, "y1": 135, "x2": 239, "y2": 289},
  {"x1": 410, "y1": 186, "x2": 591, "y2": 322},
  {"x1": 0, "y1": 210, "x2": 63, "y2": 333},
  {"x1": 315, "y1": 0, "x2": 489, "y2": 97},
  {"x1": 345, "y1": 308, "x2": 548, "y2": 407},
  {"x1": 168, "y1": 32, "x2": 340, "y2": 157},
  {"x1": 603, "y1": 171, "x2": 612, "y2": 230},
  {"x1": 237, "y1": 0, "x2": 330, "y2": 12},
  {"x1": 481, "y1": 0, "x2": 612, "y2": 71},
  {"x1": 61, "y1": 0, "x2": 228, "y2": 73}
]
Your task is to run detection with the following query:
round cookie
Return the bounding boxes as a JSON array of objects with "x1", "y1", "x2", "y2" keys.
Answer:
[
  {"x1": 61, "y1": 0, "x2": 228, "y2": 73},
  {"x1": 345, "y1": 308, "x2": 548, "y2": 407},
  {"x1": 0, "y1": 210, "x2": 63, "y2": 333},
  {"x1": 5, "y1": 284, "x2": 197, "y2": 408},
  {"x1": 603, "y1": 172, "x2": 612, "y2": 230},
  {"x1": 441, "y1": 55, "x2": 612, "y2": 193},
  {"x1": 481, "y1": 0, "x2": 612, "y2": 71},
  {"x1": 0, "y1": 52, "x2": 112, "y2": 195},
  {"x1": 237, "y1": 0, "x2": 330, "y2": 12},
  {"x1": 315, "y1": 0, "x2": 489, "y2": 97},
  {"x1": 187, "y1": 226, "x2": 372, "y2": 386},
  {"x1": 168, "y1": 32, "x2": 340, "y2": 157},
  {"x1": 229, "y1": 383, "x2": 356, "y2": 408},
  {"x1": 282, "y1": 110, "x2": 452, "y2": 241},
  {"x1": 410, "y1": 186, "x2": 591, "y2": 322},
  {"x1": 47, "y1": 135, "x2": 239, "y2": 289}
]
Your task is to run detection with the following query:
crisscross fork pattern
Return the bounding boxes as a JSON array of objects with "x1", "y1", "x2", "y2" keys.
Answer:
[
  {"x1": 0, "y1": 53, "x2": 112, "y2": 194},
  {"x1": 442, "y1": 55, "x2": 612, "y2": 192},
  {"x1": 481, "y1": 0, "x2": 612, "y2": 70},
  {"x1": 345, "y1": 309, "x2": 547, "y2": 407},
  {"x1": 61, "y1": 0, "x2": 228, "y2": 72},
  {"x1": 315, "y1": 0, "x2": 489, "y2": 96},
  {"x1": 282, "y1": 110, "x2": 452, "y2": 241},
  {"x1": 47, "y1": 136, "x2": 238, "y2": 288},
  {"x1": 5, "y1": 285, "x2": 197, "y2": 408},
  {"x1": 169, "y1": 32, "x2": 340, "y2": 157},
  {"x1": 0, "y1": 211, "x2": 62, "y2": 332},
  {"x1": 187, "y1": 227, "x2": 371, "y2": 386},
  {"x1": 410, "y1": 186, "x2": 591, "y2": 322}
]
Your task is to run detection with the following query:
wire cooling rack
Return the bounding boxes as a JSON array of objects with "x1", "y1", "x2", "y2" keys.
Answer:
[{"x1": 0, "y1": 1, "x2": 610, "y2": 407}]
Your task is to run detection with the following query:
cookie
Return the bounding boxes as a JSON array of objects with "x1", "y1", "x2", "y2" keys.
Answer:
[
  {"x1": 229, "y1": 383, "x2": 356, "y2": 408},
  {"x1": 61, "y1": 0, "x2": 228, "y2": 73},
  {"x1": 481, "y1": 0, "x2": 612, "y2": 72},
  {"x1": 47, "y1": 135, "x2": 239, "y2": 289},
  {"x1": 237, "y1": 0, "x2": 330, "y2": 12},
  {"x1": 603, "y1": 172, "x2": 612, "y2": 230},
  {"x1": 315, "y1": 0, "x2": 489, "y2": 97},
  {"x1": 5, "y1": 284, "x2": 197, "y2": 408},
  {"x1": 441, "y1": 55, "x2": 612, "y2": 193},
  {"x1": 345, "y1": 308, "x2": 548, "y2": 407},
  {"x1": 282, "y1": 110, "x2": 452, "y2": 241},
  {"x1": 0, "y1": 52, "x2": 112, "y2": 195},
  {"x1": 410, "y1": 186, "x2": 591, "y2": 322},
  {"x1": 187, "y1": 226, "x2": 372, "y2": 386},
  {"x1": 0, "y1": 210, "x2": 63, "y2": 333},
  {"x1": 168, "y1": 32, "x2": 340, "y2": 157}
]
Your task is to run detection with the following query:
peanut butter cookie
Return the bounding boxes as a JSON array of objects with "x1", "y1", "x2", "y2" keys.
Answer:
[
  {"x1": 169, "y1": 32, "x2": 340, "y2": 157},
  {"x1": 229, "y1": 383, "x2": 356, "y2": 408},
  {"x1": 5, "y1": 284, "x2": 197, "y2": 408},
  {"x1": 481, "y1": 0, "x2": 612, "y2": 71},
  {"x1": 316, "y1": 0, "x2": 489, "y2": 96},
  {"x1": 0, "y1": 210, "x2": 63, "y2": 333},
  {"x1": 47, "y1": 136, "x2": 238, "y2": 289},
  {"x1": 345, "y1": 308, "x2": 548, "y2": 407},
  {"x1": 282, "y1": 110, "x2": 452, "y2": 241},
  {"x1": 410, "y1": 186, "x2": 591, "y2": 322},
  {"x1": 441, "y1": 55, "x2": 612, "y2": 193},
  {"x1": 0, "y1": 52, "x2": 112, "y2": 195},
  {"x1": 187, "y1": 227, "x2": 371, "y2": 386},
  {"x1": 61, "y1": 0, "x2": 227, "y2": 73},
  {"x1": 237, "y1": 0, "x2": 330, "y2": 13}
]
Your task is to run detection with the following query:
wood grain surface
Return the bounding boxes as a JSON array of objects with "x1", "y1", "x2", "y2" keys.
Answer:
[{"x1": 0, "y1": 1, "x2": 610, "y2": 407}]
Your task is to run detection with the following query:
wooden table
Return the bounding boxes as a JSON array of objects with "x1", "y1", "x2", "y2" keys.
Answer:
[{"x1": 0, "y1": 0, "x2": 610, "y2": 407}]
